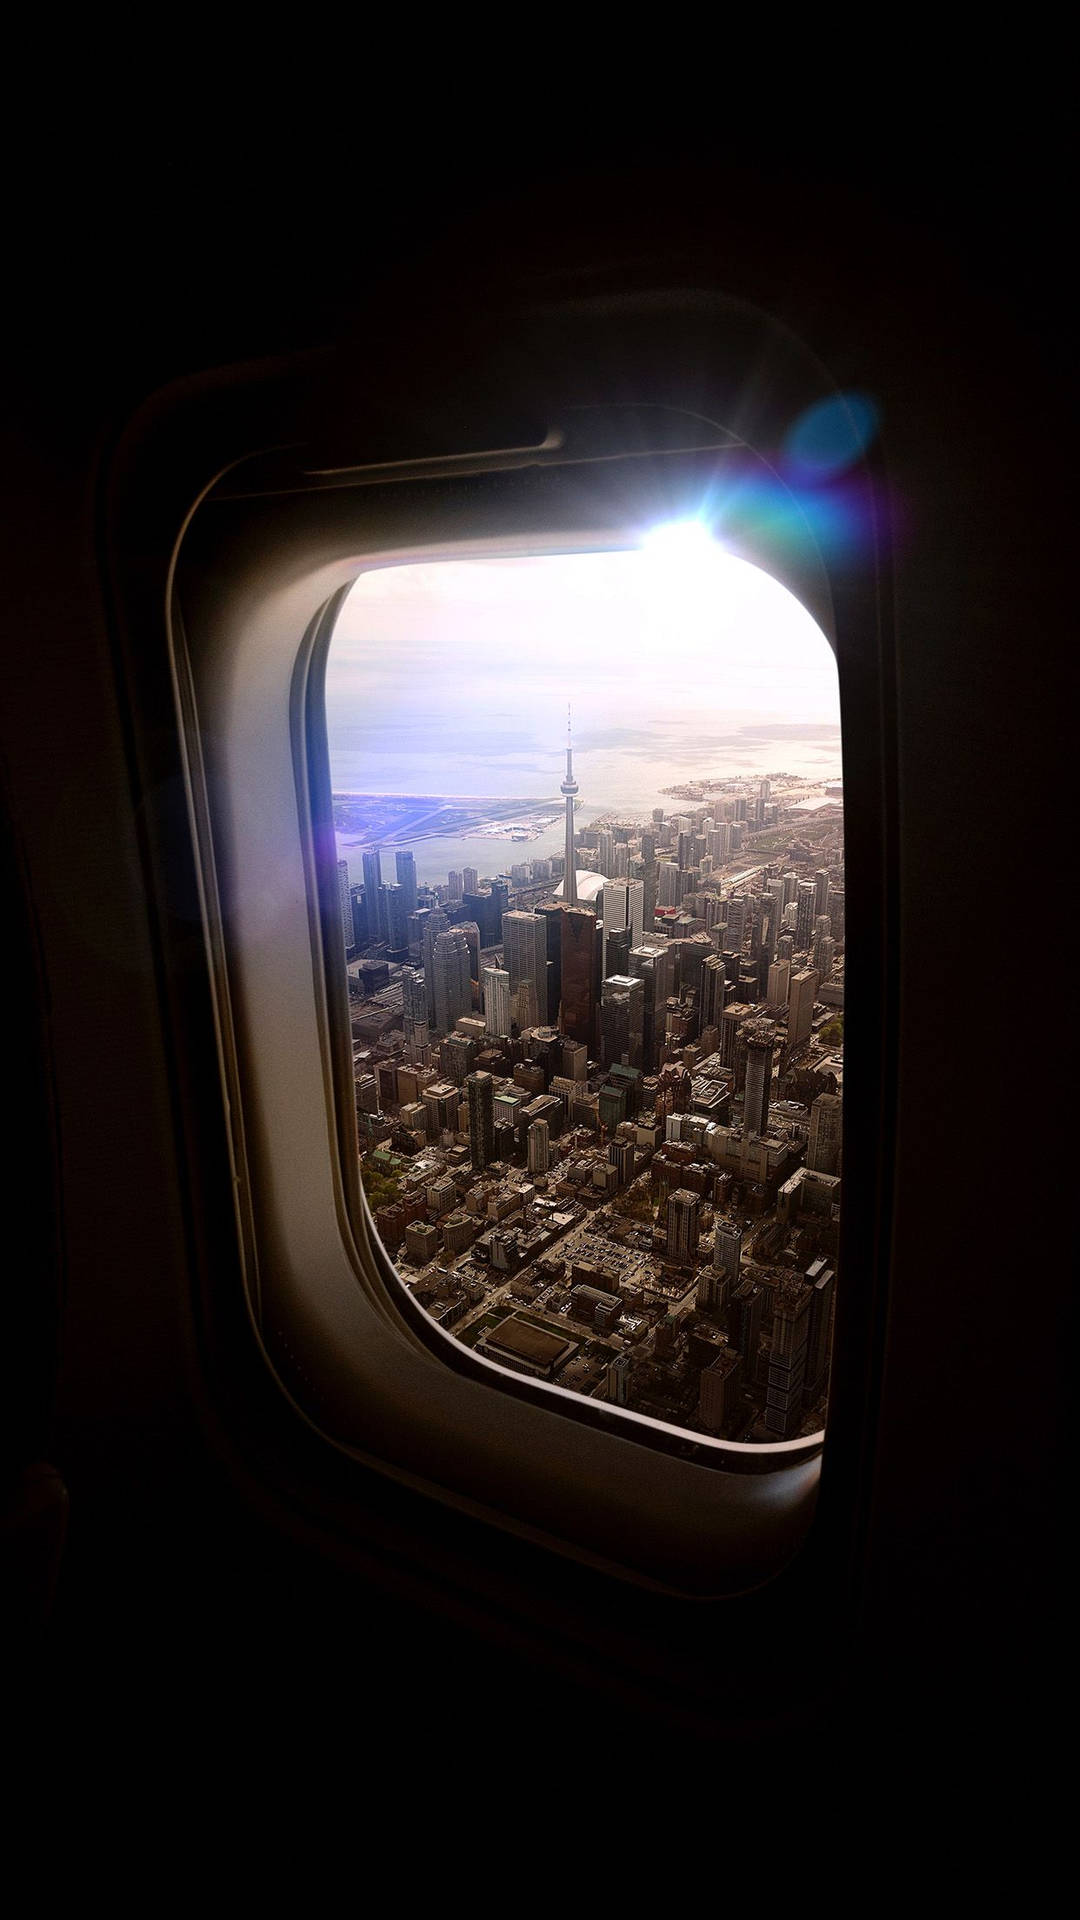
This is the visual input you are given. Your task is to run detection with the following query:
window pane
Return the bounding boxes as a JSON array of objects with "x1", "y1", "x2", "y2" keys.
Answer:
[{"x1": 326, "y1": 539, "x2": 843, "y2": 1442}]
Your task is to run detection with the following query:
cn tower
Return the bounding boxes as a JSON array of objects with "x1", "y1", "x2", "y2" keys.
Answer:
[{"x1": 561, "y1": 704, "x2": 578, "y2": 908}]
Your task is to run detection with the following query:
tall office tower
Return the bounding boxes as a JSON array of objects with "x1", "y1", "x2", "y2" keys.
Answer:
[
  {"x1": 700, "y1": 951, "x2": 728, "y2": 1030},
  {"x1": 402, "y1": 968, "x2": 429, "y2": 1060},
  {"x1": 742, "y1": 1019, "x2": 776, "y2": 1137},
  {"x1": 488, "y1": 879, "x2": 509, "y2": 937},
  {"x1": 629, "y1": 940, "x2": 676, "y2": 1073},
  {"x1": 447, "y1": 870, "x2": 463, "y2": 904},
  {"x1": 766, "y1": 878, "x2": 786, "y2": 957},
  {"x1": 807, "y1": 1091, "x2": 843, "y2": 1174},
  {"x1": 515, "y1": 979, "x2": 538, "y2": 1030},
  {"x1": 462, "y1": 865, "x2": 479, "y2": 896},
  {"x1": 696, "y1": 1266, "x2": 725, "y2": 1313},
  {"x1": 394, "y1": 849, "x2": 417, "y2": 917},
  {"x1": 535, "y1": 901, "x2": 564, "y2": 1020},
  {"x1": 561, "y1": 707, "x2": 579, "y2": 908},
  {"x1": 351, "y1": 886, "x2": 368, "y2": 951},
  {"x1": 609, "y1": 1136, "x2": 635, "y2": 1187},
  {"x1": 652, "y1": 808, "x2": 664, "y2": 828},
  {"x1": 605, "y1": 926, "x2": 632, "y2": 980},
  {"x1": 738, "y1": 961, "x2": 762, "y2": 1005},
  {"x1": 657, "y1": 861, "x2": 683, "y2": 910},
  {"x1": 777, "y1": 933, "x2": 795, "y2": 968},
  {"x1": 430, "y1": 929, "x2": 472, "y2": 1036},
  {"x1": 443, "y1": 1033, "x2": 478, "y2": 1085},
  {"x1": 465, "y1": 1070, "x2": 496, "y2": 1171},
  {"x1": 812, "y1": 931, "x2": 836, "y2": 981},
  {"x1": 337, "y1": 860, "x2": 352, "y2": 952},
  {"x1": 666, "y1": 1188, "x2": 700, "y2": 1264},
  {"x1": 527, "y1": 1116, "x2": 550, "y2": 1174},
  {"x1": 813, "y1": 868, "x2": 831, "y2": 917},
  {"x1": 560, "y1": 905, "x2": 596, "y2": 1048},
  {"x1": 717, "y1": 821, "x2": 733, "y2": 860},
  {"x1": 766, "y1": 1281, "x2": 813, "y2": 1437},
  {"x1": 720, "y1": 1001, "x2": 754, "y2": 1070},
  {"x1": 767, "y1": 958, "x2": 791, "y2": 1009},
  {"x1": 730, "y1": 1279, "x2": 764, "y2": 1381},
  {"x1": 781, "y1": 902, "x2": 799, "y2": 934},
  {"x1": 734, "y1": 798, "x2": 747, "y2": 822},
  {"x1": 723, "y1": 895, "x2": 747, "y2": 951},
  {"x1": 782, "y1": 871, "x2": 799, "y2": 908},
  {"x1": 803, "y1": 1263, "x2": 836, "y2": 1404},
  {"x1": 613, "y1": 842, "x2": 630, "y2": 879},
  {"x1": 787, "y1": 968, "x2": 820, "y2": 1049},
  {"x1": 421, "y1": 913, "x2": 450, "y2": 1016},
  {"x1": 596, "y1": 827, "x2": 615, "y2": 877},
  {"x1": 698, "y1": 1348, "x2": 743, "y2": 1434},
  {"x1": 379, "y1": 882, "x2": 410, "y2": 954},
  {"x1": 502, "y1": 910, "x2": 549, "y2": 1026},
  {"x1": 759, "y1": 777, "x2": 771, "y2": 818},
  {"x1": 714, "y1": 1217, "x2": 743, "y2": 1285},
  {"x1": 827, "y1": 887, "x2": 845, "y2": 943},
  {"x1": 482, "y1": 965, "x2": 511, "y2": 1038},
  {"x1": 600, "y1": 973, "x2": 645, "y2": 1071},
  {"x1": 601, "y1": 878, "x2": 644, "y2": 974},
  {"x1": 456, "y1": 920, "x2": 481, "y2": 1004},
  {"x1": 677, "y1": 830, "x2": 695, "y2": 870},
  {"x1": 795, "y1": 880, "x2": 817, "y2": 952},
  {"x1": 362, "y1": 848, "x2": 384, "y2": 940},
  {"x1": 639, "y1": 829, "x2": 658, "y2": 927}
]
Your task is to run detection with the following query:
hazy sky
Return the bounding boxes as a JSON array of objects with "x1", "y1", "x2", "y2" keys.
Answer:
[{"x1": 325, "y1": 539, "x2": 841, "y2": 798}]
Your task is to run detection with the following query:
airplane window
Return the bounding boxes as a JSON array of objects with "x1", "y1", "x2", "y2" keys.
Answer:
[{"x1": 326, "y1": 528, "x2": 843, "y2": 1445}]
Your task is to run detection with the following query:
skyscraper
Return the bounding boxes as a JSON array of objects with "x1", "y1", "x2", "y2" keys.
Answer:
[
  {"x1": 535, "y1": 901, "x2": 564, "y2": 1023},
  {"x1": 787, "y1": 968, "x2": 820, "y2": 1050},
  {"x1": 560, "y1": 905, "x2": 596, "y2": 1049},
  {"x1": 465, "y1": 1070, "x2": 495, "y2": 1171},
  {"x1": 527, "y1": 1116, "x2": 550, "y2": 1174},
  {"x1": 713, "y1": 1218, "x2": 742, "y2": 1284},
  {"x1": 742, "y1": 1020, "x2": 776, "y2": 1136},
  {"x1": 807, "y1": 1092, "x2": 842, "y2": 1174},
  {"x1": 796, "y1": 880, "x2": 817, "y2": 953},
  {"x1": 601, "y1": 879, "x2": 644, "y2": 975},
  {"x1": 337, "y1": 859, "x2": 352, "y2": 952},
  {"x1": 421, "y1": 907, "x2": 449, "y2": 990},
  {"x1": 600, "y1": 973, "x2": 644, "y2": 1071},
  {"x1": 362, "y1": 848, "x2": 383, "y2": 940},
  {"x1": 395, "y1": 849, "x2": 417, "y2": 916},
  {"x1": 766, "y1": 958, "x2": 791, "y2": 1009},
  {"x1": 561, "y1": 706, "x2": 578, "y2": 908},
  {"x1": 482, "y1": 965, "x2": 511, "y2": 1038},
  {"x1": 402, "y1": 968, "x2": 429, "y2": 1060},
  {"x1": 502, "y1": 910, "x2": 549, "y2": 1026},
  {"x1": 630, "y1": 940, "x2": 677, "y2": 1073},
  {"x1": 666, "y1": 1188, "x2": 700, "y2": 1265},
  {"x1": 431, "y1": 928, "x2": 471, "y2": 1036}
]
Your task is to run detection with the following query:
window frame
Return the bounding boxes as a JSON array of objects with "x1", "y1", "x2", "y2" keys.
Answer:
[{"x1": 106, "y1": 298, "x2": 898, "y2": 1605}]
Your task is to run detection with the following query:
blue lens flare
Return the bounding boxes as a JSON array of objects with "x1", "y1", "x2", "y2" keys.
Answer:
[{"x1": 782, "y1": 392, "x2": 880, "y2": 483}]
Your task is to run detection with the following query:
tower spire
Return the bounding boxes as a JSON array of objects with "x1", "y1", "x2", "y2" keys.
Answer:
[{"x1": 561, "y1": 703, "x2": 579, "y2": 908}]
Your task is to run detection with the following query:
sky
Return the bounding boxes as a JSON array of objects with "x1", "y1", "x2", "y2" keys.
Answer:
[{"x1": 325, "y1": 535, "x2": 841, "y2": 803}]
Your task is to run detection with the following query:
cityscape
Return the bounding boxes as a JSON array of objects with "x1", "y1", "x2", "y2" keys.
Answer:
[{"x1": 334, "y1": 699, "x2": 843, "y2": 1447}]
